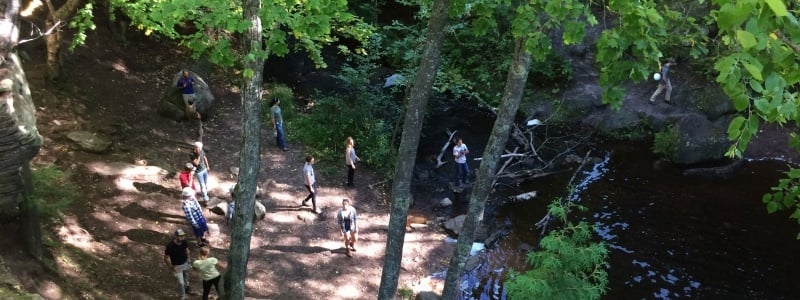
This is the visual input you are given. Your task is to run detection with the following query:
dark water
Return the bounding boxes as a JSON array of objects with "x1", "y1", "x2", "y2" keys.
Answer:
[{"x1": 460, "y1": 141, "x2": 800, "y2": 299}]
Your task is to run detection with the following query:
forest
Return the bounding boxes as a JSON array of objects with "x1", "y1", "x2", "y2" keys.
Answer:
[{"x1": 0, "y1": 0, "x2": 798, "y2": 299}]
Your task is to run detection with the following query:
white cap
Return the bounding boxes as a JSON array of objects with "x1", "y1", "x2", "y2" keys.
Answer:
[
  {"x1": 181, "y1": 187, "x2": 194, "y2": 197},
  {"x1": 194, "y1": 141, "x2": 203, "y2": 148}
]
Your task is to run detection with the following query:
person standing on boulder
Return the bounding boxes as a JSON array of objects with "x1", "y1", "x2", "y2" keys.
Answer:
[
  {"x1": 336, "y1": 198, "x2": 358, "y2": 257},
  {"x1": 344, "y1": 136, "x2": 360, "y2": 187},
  {"x1": 452, "y1": 137, "x2": 470, "y2": 186},
  {"x1": 270, "y1": 98, "x2": 288, "y2": 151},
  {"x1": 190, "y1": 141, "x2": 211, "y2": 201},
  {"x1": 164, "y1": 229, "x2": 192, "y2": 299},
  {"x1": 302, "y1": 155, "x2": 321, "y2": 214},
  {"x1": 650, "y1": 59, "x2": 677, "y2": 104},
  {"x1": 177, "y1": 70, "x2": 196, "y2": 107},
  {"x1": 181, "y1": 187, "x2": 210, "y2": 247}
]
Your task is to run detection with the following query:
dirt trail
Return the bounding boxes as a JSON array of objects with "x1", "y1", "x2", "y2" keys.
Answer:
[{"x1": 0, "y1": 30, "x2": 456, "y2": 300}]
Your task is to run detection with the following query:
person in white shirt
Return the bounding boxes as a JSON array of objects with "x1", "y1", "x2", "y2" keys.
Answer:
[
  {"x1": 302, "y1": 155, "x2": 321, "y2": 214},
  {"x1": 345, "y1": 136, "x2": 360, "y2": 187},
  {"x1": 452, "y1": 137, "x2": 470, "y2": 186}
]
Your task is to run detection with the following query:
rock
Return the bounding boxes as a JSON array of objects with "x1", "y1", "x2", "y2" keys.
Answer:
[
  {"x1": 682, "y1": 159, "x2": 744, "y2": 180},
  {"x1": 207, "y1": 223, "x2": 220, "y2": 236},
  {"x1": 211, "y1": 200, "x2": 266, "y2": 221},
  {"x1": 671, "y1": 114, "x2": 732, "y2": 165},
  {"x1": 254, "y1": 200, "x2": 266, "y2": 220},
  {"x1": 209, "y1": 201, "x2": 230, "y2": 216},
  {"x1": 443, "y1": 215, "x2": 466, "y2": 235},
  {"x1": 464, "y1": 254, "x2": 482, "y2": 271},
  {"x1": 230, "y1": 167, "x2": 239, "y2": 176},
  {"x1": 66, "y1": 131, "x2": 112, "y2": 153},
  {"x1": 415, "y1": 291, "x2": 441, "y2": 300},
  {"x1": 158, "y1": 70, "x2": 216, "y2": 121},
  {"x1": 439, "y1": 197, "x2": 452, "y2": 207}
]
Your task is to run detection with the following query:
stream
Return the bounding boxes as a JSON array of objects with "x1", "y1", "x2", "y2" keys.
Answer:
[{"x1": 456, "y1": 141, "x2": 800, "y2": 299}]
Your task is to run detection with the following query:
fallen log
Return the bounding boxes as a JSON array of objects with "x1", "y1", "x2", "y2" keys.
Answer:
[{"x1": 435, "y1": 130, "x2": 458, "y2": 168}]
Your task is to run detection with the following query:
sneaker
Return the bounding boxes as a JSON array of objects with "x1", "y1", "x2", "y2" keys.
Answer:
[
  {"x1": 301, "y1": 199, "x2": 310, "y2": 206},
  {"x1": 282, "y1": 148, "x2": 289, "y2": 151},
  {"x1": 314, "y1": 208, "x2": 322, "y2": 214}
]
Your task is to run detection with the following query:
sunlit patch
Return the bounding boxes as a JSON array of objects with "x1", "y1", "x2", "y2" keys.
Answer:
[
  {"x1": 335, "y1": 284, "x2": 361, "y2": 298},
  {"x1": 36, "y1": 280, "x2": 62, "y2": 299},
  {"x1": 57, "y1": 216, "x2": 111, "y2": 255},
  {"x1": 20, "y1": 0, "x2": 43, "y2": 17}
]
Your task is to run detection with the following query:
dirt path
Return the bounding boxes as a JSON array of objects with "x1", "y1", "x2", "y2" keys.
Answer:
[{"x1": 0, "y1": 30, "x2": 455, "y2": 300}]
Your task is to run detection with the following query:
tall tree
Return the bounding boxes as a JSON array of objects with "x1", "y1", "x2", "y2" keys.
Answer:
[
  {"x1": 377, "y1": 0, "x2": 452, "y2": 297},
  {"x1": 220, "y1": 0, "x2": 264, "y2": 297},
  {"x1": 440, "y1": 0, "x2": 595, "y2": 297}
]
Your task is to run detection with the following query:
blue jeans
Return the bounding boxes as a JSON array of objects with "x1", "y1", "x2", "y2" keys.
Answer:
[
  {"x1": 275, "y1": 123, "x2": 286, "y2": 149},
  {"x1": 195, "y1": 169, "x2": 209, "y2": 200},
  {"x1": 455, "y1": 162, "x2": 469, "y2": 184}
]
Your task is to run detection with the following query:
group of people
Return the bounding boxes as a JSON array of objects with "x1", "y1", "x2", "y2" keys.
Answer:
[{"x1": 164, "y1": 229, "x2": 221, "y2": 300}]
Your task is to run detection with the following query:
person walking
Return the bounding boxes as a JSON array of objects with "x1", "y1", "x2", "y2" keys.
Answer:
[
  {"x1": 452, "y1": 137, "x2": 470, "y2": 186},
  {"x1": 190, "y1": 141, "x2": 211, "y2": 201},
  {"x1": 344, "y1": 136, "x2": 360, "y2": 187},
  {"x1": 650, "y1": 59, "x2": 677, "y2": 104},
  {"x1": 178, "y1": 162, "x2": 197, "y2": 194},
  {"x1": 181, "y1": 187, "x2": 209, "y2": 247},
  {"x1": 192, "y1": 247, "x2": 222, "y2": 300},
  {"x1": 302, "y1": 155, "x2": 321, "y2": 214},
  {"x1": 164, "y1": 229, "x2": 192, "y2": 299},
  {"x1": 336, "y1": 199, "x2": 358, "y2": 257},
  {"x1": 177, "y1": 70, "x2": 196, "y2": 107},
  {"x1": 270, "y1": 98, "x2": 288, "y2": 151}
]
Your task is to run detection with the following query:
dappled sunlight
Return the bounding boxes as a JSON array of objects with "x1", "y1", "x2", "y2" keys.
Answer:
[
  {"x1": 57, "y1": 215, "x2": 111, "y2": 255},
  {"x1": 267, "y1": 190, "x2": 296, "y2": 202}
]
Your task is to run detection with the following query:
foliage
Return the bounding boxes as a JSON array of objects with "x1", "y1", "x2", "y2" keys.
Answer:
[
  {"x1": 595, "y1": 1, "x2": 710, "y2": 109},
  {"x1": 283, "y1": 47, "x2": 400, "y2": 178},
  {"x1": 505, "y1": 200, "x2": 608, "y2": 300},
  {"x1": 397, "y1": 287, "x2": 414, "y2": 299},
  {"x1": 68, "y1": 3, "x2": 96, "y2": 51},
  {"x1": 263, "y1": 83, "x2": 298, "y2": 122},
  {"x1": 101, "y1": 0, "x2": 373, "y2": 71},
  {"x1": 763, "y1": 167, "x2": 800, "y2": 239},
  {"x1": 708, "y1": 0, "x2": 800, "y2": 228},
  {"x1": 652, "y1": 124, "x2": 678, "y2": 158},
  {"x1": 30, "y1": 166, "x2": 78, "y2": 220}
]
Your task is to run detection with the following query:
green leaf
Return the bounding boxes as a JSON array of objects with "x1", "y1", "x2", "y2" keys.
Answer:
[
  {"x1": 748, "y1": 79, "x2": 763, "y2": 93},
  {"x1": 242, "y1": 68, "x2": 254, "y2": 79},
  {"x1": 767, "y1": 201, "x2": 779, "y2": 213},
  {"x1": 727, "y1": 116, "x2": 745, "y2": 139},
  {"x1": 743, "y1": 63, "x2": 763, "y2": 81},
  {"x1": 736, "y1": 30, "x2": 758, "y2": 49},
  {"x1": 764, "y1": 0, "x2": 789, "y2": 17}
]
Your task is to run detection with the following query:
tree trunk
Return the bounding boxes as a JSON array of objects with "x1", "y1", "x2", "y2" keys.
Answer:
[
  {"x1": 1, "y1": 0, "x2": 44, "y2": 259},
  {"x1": 44, "y1": 18, "x2": 60, "y2": 80},
  {"x1": 377, "y1": 0, "x2": 451, "y2": 298},
  {"x1": 441, "y1": 37, "x2": 532, "y2": 299},
  {"x1": 44, "y1": 0, "x2": 85, "y2": 81},
  {"x1": 221, "y1": 0, "x2": 263, "y2": 298}
]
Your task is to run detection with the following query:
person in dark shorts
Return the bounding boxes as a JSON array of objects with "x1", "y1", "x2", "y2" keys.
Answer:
[{"x1": 336, "y1": 199, "x2": 358, "y2": 257}]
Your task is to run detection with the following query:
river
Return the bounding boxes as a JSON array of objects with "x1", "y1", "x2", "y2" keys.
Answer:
[{"x1": 458, "y1": 141, "x2": 800, "y2": 299}]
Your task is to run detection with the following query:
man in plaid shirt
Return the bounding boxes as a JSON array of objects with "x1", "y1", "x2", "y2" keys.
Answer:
[{"x1": 181, "y1": 187, "x2": 209, "y2": 247}]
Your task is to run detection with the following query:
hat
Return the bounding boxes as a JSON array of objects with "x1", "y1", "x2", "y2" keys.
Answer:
[
  {"x1": 184, "y1": 162, "x2": 195, "y2": 170},
  {"x1": 175, "y1": 229, "x2": 186, "y2": 236},
  {"x1": 194, "y1": 141, "x2": 203, "y2": 148},
  {"x1": 181, "y1": 187, "x2": 194, "y2": 197}
]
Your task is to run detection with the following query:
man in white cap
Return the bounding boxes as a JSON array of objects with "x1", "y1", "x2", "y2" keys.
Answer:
[
  {"x1": 181, "y1": 187, "x2": 209, "y2": 247},
  {"x1": 164, "y1": 228, "x2": 191, "y2": 299},
  {"x1": 190, "y1": 141, "x2": 211, "y2": 201}
]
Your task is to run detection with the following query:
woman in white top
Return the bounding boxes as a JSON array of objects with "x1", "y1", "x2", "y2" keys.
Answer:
[
  {"x1": 336, "y1": 198, "x2": 358, "y2": 257},
  {"x1": 345, "y1": 136, "x2": 360, "y2": 187}
]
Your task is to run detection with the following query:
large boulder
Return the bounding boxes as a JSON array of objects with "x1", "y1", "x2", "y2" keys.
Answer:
[
  {"x1": 444, "y1": 214, "x2": 466, "y2": 235},
  {"x1": 158, "y1": 70, "x2": 215, "y2": 121},
  {"x1": 672, "y1": 114, "x2": 733, "y2": 165},
  {"x1": 0, "y1": 53, "x2": 42, "y2": 216}
]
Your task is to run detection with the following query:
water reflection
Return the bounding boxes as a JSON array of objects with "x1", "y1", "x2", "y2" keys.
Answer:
[{"x1": 467, "y1": 142, "x2": 800, "y2": 299}]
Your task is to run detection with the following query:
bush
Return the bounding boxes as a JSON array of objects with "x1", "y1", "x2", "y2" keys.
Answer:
[
  {"x1": 505, "y1": 200, "x2": 608, "y2": 300},
  {"x1": 30, "y1": 166, "x2": 78, "y2": 220},
  {"x1": 653, "y1": 124, "x2": 678, "y2": 159}
]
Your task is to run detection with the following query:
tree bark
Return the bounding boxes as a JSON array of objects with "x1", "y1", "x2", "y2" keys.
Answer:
[
  {"x1": 44, "y1": 0, "x2": 85, "y2": 80},
  {"x1": 221, "y1": 0, "x2": 263, "y2": 298},
  {"x1": 441, "y1": 37, "x2": 532, "y2": 299},
  {"x1": 377, "y1": 0, "x2": 451, "y2": 298}
]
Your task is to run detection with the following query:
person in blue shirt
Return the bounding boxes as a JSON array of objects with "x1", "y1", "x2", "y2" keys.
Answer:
[
  {"x1": 177, "y1": 70, "x2": 196, "y2": 107},
  {"x1": 650, "y1": 60, "x2": 677, "y2": 104}
]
